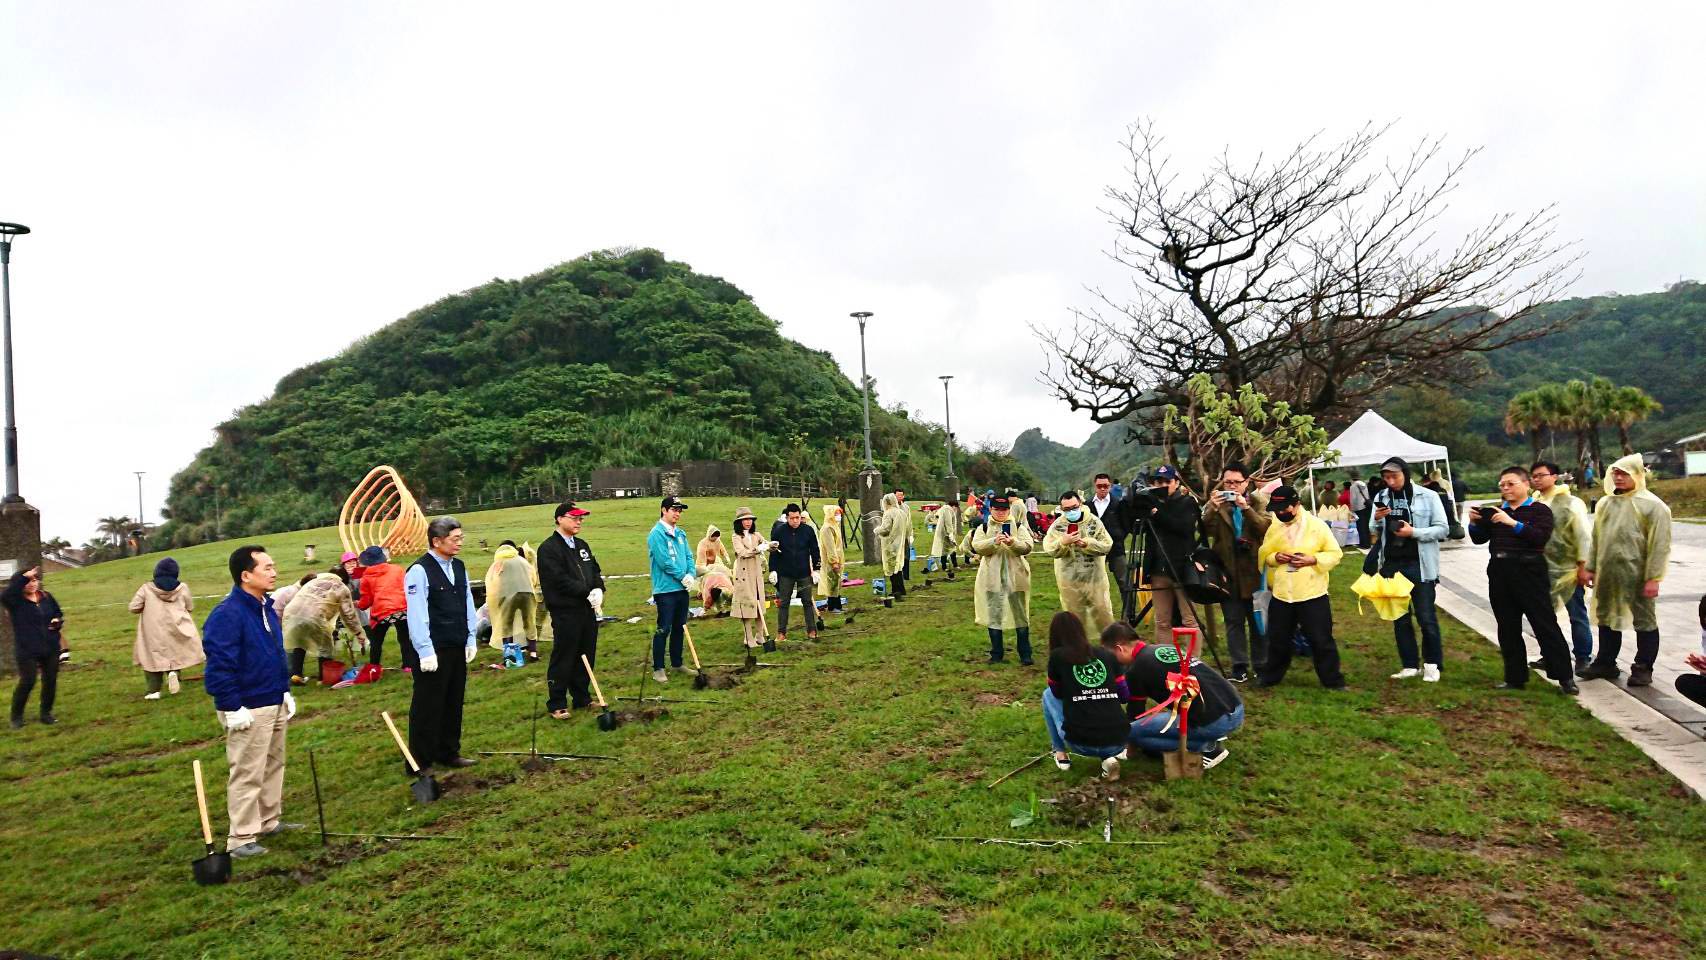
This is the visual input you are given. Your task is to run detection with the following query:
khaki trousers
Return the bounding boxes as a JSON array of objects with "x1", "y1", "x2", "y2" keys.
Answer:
[
  {"x1": 1148, "y1": 574, "x2": 1199, "y2": 645},
  {"x1": 222, "y1": 703, "x2": 288, "y2": 846}
]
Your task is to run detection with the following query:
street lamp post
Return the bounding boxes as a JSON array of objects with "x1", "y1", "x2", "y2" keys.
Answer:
[
  {"x1": 134, "y1": 471, "x2": 146, "y2": 527},
  {"x1": 0, "y1": 222, "x2": 39, "y2": 679},
  {"x1": 850, "y1": 311, "x2": 881, "y2": 565},
  {"x1": 939, "y1": 375, "x2": 959, "y2": 505}
]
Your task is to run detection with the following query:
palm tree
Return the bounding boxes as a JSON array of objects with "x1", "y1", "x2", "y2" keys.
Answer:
[
  {"x1": 96, "y1": 515, "x2": 135, "y2": 555},
  {"x1": 1607, "y1": 385, "x2": 1662, "y2": 455},
  {"x1": 1557, "y1": 380, "x2": 1598, "y2": 480},
  {"x1": 40, "y1": 537, "x2": 71, "y2": 555},
  {"x1": 1503, "y1": 390, "x2": 1548, "y2": 463},
  {"x1": 1584, "y1": 376, "x2": 1620, "y2": 474}
]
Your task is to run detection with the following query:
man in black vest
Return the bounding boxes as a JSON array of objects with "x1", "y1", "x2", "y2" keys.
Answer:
[
  {"x1": 537, "y1": 501, "x2": 604, "y2": 718},
  {"x1": 403, "y1": 516, "x2": 479, "y2": 773}
]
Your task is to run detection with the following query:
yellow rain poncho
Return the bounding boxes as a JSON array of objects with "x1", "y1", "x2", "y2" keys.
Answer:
[
  {"x1": 1535, "y1": 483, "x2": 1591, "y2": 608},
  {"x1": 971, "y1": 509, "x2": 1034, "y2": 629},
  {"x1": 1589, "y1": 454, "x2": 1672, "y2": 631},
  {"x1": 874, "y1": 493, "x2": 909, "y2": 577},
  {"x1": 1042, "y1": 509, "x2": 1116, "y2": 633},
  {"x1": 484, "y1": 544, "x2": 538, "y2": 641},
  {"x1": 1352, "y1": 570, "x2": 1414, "y2": 620},
  {"x1": 930, "y1": 501, "x2": 963, "y2": 559},
  {"x1": 697, "y1": 524, "x2": 734, "y2": 609},
  {"x1": 819, "y1": 505, "x2": 845, "y2": 597}
]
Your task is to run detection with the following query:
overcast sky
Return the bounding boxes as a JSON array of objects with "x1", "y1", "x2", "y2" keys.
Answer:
[{"x1": 4, "y1": 2, "x2": 1703, "y2": 543}]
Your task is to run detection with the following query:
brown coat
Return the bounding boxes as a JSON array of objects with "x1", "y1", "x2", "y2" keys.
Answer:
[
  {"x1": 129, "y1": 582, "x2": 205, "y2": 673},
  {"x1": 1201, "y1": 499, "x2": 1272, "y2": 599}
]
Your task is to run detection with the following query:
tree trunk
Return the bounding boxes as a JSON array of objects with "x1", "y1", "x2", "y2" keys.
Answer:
[
  {"x1": 1618, "y1": 423, "x2": 1634, "y2": 456},
  {"x1": 1574, "y1": 430, "x2": 1589, "y2": 480},
  {"x1": 1529, "y1": 429, "x2": 1543, "y2": 464},
  {"x1": 1588, "y1": 428, "x2": 1606, "y2": 480}
]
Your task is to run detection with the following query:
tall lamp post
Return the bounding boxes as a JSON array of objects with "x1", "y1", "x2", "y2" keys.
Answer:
[
  {"x1": 0, "y1": 222, "x2": 39, "y2": 679},
  {"x1": 939, "y1": 375, "x2": 959, "y2": 505},
  {"x1": 850, "y1": 311, "x2": 881, "y2": 565}
]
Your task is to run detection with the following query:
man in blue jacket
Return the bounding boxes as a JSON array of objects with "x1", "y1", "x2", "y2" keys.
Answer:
[
  {"x1": 203, "y1": 545, "x2": 297, "y2": 859},
  {"x1": 647, "y1": 496, "x2": 697, "y2": 683},
  {"x1": 1366, "y1": 457, "x2": 1450, "y2": 683}
]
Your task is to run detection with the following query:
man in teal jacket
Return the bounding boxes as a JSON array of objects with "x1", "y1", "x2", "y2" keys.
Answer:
[{"x1": 647, "y1": 496, "x2": 697, "y2": 682}]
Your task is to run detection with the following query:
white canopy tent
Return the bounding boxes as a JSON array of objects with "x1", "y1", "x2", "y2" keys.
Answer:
[{"x1": 1308, "y1": 410, "x2": 1454, "y2": 510}]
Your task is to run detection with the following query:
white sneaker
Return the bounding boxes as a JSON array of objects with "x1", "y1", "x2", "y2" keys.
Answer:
[
  {"x1": 1390, "y1": 668, "x2": 1420, "y2": 680},
  {"x1": 1100, "y1": 755, "x2": 1121, "y2": 781},
  {"x1": 167, "y1": 671, "x2": 181, "y2": 695},
  {"x1": 1422, "y1": 664, "x2": 1441, "y2": 682},
  {"x1": 652, "y1": 669, "x2": 668, "y2": 684},
  {"x1": 1054, "y1": 754, "x2": 1072, "y2": 772},
  {"x1": 143, "y1": 691, "x2": 161, "y2": 701}
]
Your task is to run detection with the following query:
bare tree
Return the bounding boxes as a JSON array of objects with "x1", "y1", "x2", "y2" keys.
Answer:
[{"x1": 1041, "y1": 122, "x2": 1581, "y2": 438}]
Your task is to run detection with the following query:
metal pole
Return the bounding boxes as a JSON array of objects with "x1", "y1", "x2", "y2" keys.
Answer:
[
  {"x1": 851, "y1": 312, "x2": 874, "y2": 466},
  {"x1": 0, "y1": 224, "x2": 28, "y2": 504},
  {"x1": 134, "y1": 471, "x2": 145, "y2": 527},
  {"x1": 939, "y1": 375, "x2": 955, "y2": 477}
]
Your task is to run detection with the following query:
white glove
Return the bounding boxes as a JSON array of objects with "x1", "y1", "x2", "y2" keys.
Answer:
[
  {"x1": 682, "y1": 574, "x2": 699, "y2": 593},
  {"x1": 223, "y1": 707, "x2": 254, "y2": 732},
  {"x1": 587, "y1": 588, "x2": 604, "y2": 608},
  {"x1": 811, "y1": 570, "x2": 822, "y2": 587},
  {"x1": 419, "y1": 654, "x2": 440, "y2": 673},
  {"x1": 768, "y1": 571, "x2": 778, "y2": 586},
  {"x1": 282, "y1": 693, "x2": 297, "y2": 720},
  {"x1": 464, "y1": 643, "x2": 476, "y2": 664}
]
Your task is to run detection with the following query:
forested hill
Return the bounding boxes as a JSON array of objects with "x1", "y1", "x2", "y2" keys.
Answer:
[
  {"x1": 160, "y1": 248, "x2": 1028, "y2": 546},
  {"x1": 1013, "y1": 281, "x2": 1706, "y2": 488}
]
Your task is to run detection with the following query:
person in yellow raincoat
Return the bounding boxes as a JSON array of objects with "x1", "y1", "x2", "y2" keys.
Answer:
[
  {"x1": 1042, "y1": 490, "x2": 1116, "y2": 634},
  {"x1": 1253, "y1": 486, "x2": 1346, "y2": 689},
  {"x1": 1530, "y1": 460, "x2": 1594, "y2": 670},
  {"x1": 875, "y1": 492, "x2": 911, "y2": 598},
  {"x1": 1579, "y1": 453, "x2": 1672, "y2": 686},
  {"x1": 729, "y1": 507, "x2": 772, "y2": 653},
  {"x1": 483, "y1": 541, "x2": 538, "y2": 666},
  {"x1": 282, "y1": 569, "x2": 365, "y2": 684},
  {"x1": 972, "y1": 493, "x2": 1035, "y2": 664},
  {"x1": 696, "y1": 524, "x2": 735, "y2": 616},
  {"x1": 930, "y1": 500, "x2": 964, "y2": 574},
  {"x1": 517, "y1": 542, "x2": 547, "y2": 661},
  {"x1": 819, "y1": 504, "x2": 846, "y2": 611}
]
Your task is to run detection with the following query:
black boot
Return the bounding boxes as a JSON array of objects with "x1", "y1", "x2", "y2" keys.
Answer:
[
  {"x1": 988, "y1": 629, "x2": 1005, "y2": 663},
  {"x1": 289, "y1": 648, "x2": 308, "y2": 682},
  {"x1": 1016, "y1": 628, "x2": 1034, "y2": 666}
]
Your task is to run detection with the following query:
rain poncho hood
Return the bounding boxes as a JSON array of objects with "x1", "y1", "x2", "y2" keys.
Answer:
[
  {"x1": 1042, "y1": 508, "x2": 1115, "y2": 633},
  {"x1": 697, "y1": 524, "x2": 731, "y2": 570},
  {"x1": 819, "y1": 506, "x2": 845, "y2": 571},
  {"x1": 1590, "y1": 453, "x2": 1672, "y2": 630}
]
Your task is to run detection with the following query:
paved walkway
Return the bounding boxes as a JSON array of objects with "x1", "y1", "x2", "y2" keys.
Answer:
[{"x1": 1431, "y1": 509, "x2": 1706, "y2": 798}]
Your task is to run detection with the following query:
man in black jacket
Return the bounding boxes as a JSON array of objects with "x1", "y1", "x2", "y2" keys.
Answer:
[
  {"x1": 1124, "y1": 465, "x2": 1200, "y2": 644},
  {"x1": 771, "y1": 503, "x2": 822, "y2": 642},
  {"x1": 537, "y1": 501, "x2": 605, "y2": 718},
  {"x1": 1088, "y1": 473, "x2": 1132, "y2": 622}
]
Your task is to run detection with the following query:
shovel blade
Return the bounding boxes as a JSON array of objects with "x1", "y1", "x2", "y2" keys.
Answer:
[
  {"x1": 1162, "y1": 751, "x2": 1204, "y2": 781},
  {"x1": 192, "y1": 851, "x2": 232, "y2": 885},
  {"x1": 596, "y1": 709, "x2": 620, "y2": 732},
  {"x1": 411, "y1": 775, "x2": 441, "y2": 803},
  {"x1": 693, "y1": 672, "x2": 709, "y2": 690}
]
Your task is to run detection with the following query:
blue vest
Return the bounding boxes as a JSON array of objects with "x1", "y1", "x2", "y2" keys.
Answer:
[{"x1": 413, "y1": 553, "x2": 469, "y2": 651}]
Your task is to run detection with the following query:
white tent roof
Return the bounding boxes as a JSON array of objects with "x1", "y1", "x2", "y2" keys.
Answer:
[{"x1": 1313, "y1": 409, "x2": 1448, "y2": 468}]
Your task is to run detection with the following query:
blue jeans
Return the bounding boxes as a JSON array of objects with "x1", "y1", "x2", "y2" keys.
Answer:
[
  {"x1": 1383, "y1": 556, "x2": 1442, "y2": 668},
  {"x1": 1564, "y1": 584, "x2": 1593, "y2": 662},
  {"x1": 1129, "y1": 702, "x2": 1245, "y2": 754},
  {"x1": 1040, "y1": 689, "x2": 1127, "y2": 759},
  {"x1": 652, "y1": 590, "x2": 688, "y2": 669}
]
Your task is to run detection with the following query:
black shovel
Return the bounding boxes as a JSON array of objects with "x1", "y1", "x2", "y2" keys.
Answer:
[
  {"x1": 382, "y1": 710, "x2": 440, "y2": 803},
  {"x1": 190, "y1": 759, "x2": 232, "y2": 885},
  {"x1": 583, "y1": 654, "x2": 619, "y2": 731},
  {"x1": 686, "y1": 625, "x2": 710, "y2": 690}
]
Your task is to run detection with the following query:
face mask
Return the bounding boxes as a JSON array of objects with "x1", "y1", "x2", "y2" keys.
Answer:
[
  {"x1": 1275, "y1": 509, "x2": 1296, "y2": 523},
  {"x1": 1064, "y1": 508, "x2": 1083, "y2": 522}
]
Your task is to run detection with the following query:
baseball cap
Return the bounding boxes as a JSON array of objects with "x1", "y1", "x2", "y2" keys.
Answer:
[
  {"x1": 1268, "y1": 485, "x2": 1300, "y2": 509},
  {"x1": 554, "y1": 500, "x2": 590, "y2": 519},
  {"x1": 990, "y1": 495, "x2": 1012, "y2": 508},
  {"x1": 1155, "y1": 465, "x2": 1180, "y2": 481},
  {"x1": 660, "y1": 496, "x2": 689, "y2": 511}
]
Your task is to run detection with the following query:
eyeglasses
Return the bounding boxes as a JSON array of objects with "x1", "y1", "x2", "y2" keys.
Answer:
[
  {"x1": 1530, "y1": 472, "x2": 1552, "y2": 480},
  {"x1": 1220, "y1": 479, "x2": 1244, "y2": 488},
  {"x1": 1094, "y1": 483, "x2": 1111, "y2": 489}
]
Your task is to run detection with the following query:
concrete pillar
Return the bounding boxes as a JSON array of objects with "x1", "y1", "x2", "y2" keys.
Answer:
[
  {"x1": 857, "y1": 466, "x2": 883, "y2": 566},
  {"x1": 944, "y1": 474, "x2": 960, "y2": 507},
  {"x1": 659, "y1": 470, "x2": 684, "y2": 499},
  {"x1": 0, "y1": 500, "x2": 41, "y2": 676}
]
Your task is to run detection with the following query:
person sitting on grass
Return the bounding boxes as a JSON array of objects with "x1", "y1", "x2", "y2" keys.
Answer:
[
  {"x1": 1041, "y1": 611, "x2": 1132, "y2": 781},
  {"x1": 1100, "y1": 622, "x2": 1244, "y2": 771}
]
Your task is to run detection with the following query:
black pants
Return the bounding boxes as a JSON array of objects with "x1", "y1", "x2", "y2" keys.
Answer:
[
  {"x1": 1595, "y1": 627, "x2": 1661, "y2": 671},
  {"x1": 367, "y1": 615, "x2": 414, "y2": 669},
  {"x1": 1487, "y1": 556, "x2": 1571, "y2": 686},
  {"x1": 1678, "y1": 673, "x2": 1706, "y2": 709},
  {"x1": 409, "y1": 648, "x2": 467, "y2": 767},
  {"x1": 547, "y1": 606, "x2": 598, "y2": 711},
  {"x1": 775, "y1": 575, "x2": 817, "y2": 634},
  {"x1": 11, "y1": 651, "x2": 57, "y2": 720},
  {"x1": 1259, "y1": 595, "x2": 1344, "y2": 688},
  {"x1": 1355, "y1": 508, "x2": 1372, "y2": 548}
]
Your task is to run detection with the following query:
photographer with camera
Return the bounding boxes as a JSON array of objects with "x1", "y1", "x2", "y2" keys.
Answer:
[
  {"x1": 1367, "y1": 457, "x2": 1450, "y2": 683},
  {"x1": 1124, "y1": 464, "x2": 1200, "y2": 644},
  {"x1": 1469, "y1": 467, "x2": 1577, "y2": 693},
  {"x1": 1201, "y1": 463, "x2": 1271, "y2": 683}
]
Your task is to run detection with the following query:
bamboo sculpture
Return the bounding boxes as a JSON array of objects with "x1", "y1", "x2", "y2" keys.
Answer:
[{"x1": 339, "y1": 466, "x2": 427, "y2": 558}]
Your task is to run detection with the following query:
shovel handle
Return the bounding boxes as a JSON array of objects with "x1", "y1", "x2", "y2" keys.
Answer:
[
  {"x1": 684, "y1": 625, "x2": 702, "y2": 670},
  {"x1": 381, "y1": 710, "x2": 423, "y2": 774},
  {"x1": 581, "y1": 654, "x2": 607, "y2": 707},
  {"x1": 192, "y1": 759, "x2": 215, "y2": 847}
]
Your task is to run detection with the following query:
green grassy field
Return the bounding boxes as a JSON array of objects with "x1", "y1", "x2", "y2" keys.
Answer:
[{"x1": 4, "y1": 496, "x2": 1702, "y2": 959}]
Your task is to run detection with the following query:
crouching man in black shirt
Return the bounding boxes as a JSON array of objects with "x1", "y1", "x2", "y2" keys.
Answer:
[{"x1": 1101, "y1": 622, "x2": 1245, "y2": 771}]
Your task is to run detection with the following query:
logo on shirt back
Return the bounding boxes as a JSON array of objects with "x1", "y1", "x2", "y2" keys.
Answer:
[
  {"x1": 1072, "y1": 658, "x2": 1109, "y2": 687},
  {"x1": 1154, "y1": 646, "x2": 1180, "y2": 664}
]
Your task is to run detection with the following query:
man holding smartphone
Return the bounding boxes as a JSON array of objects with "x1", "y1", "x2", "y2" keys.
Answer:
[
  {"x1": 1044, "y1": 490, "x2": 1116, "y2": 633},
  {"x1": 971, "y1": 494, "x2": 1035, "y2": 664},
  {"x1": 1201, "y1": 463, "x2": 1271, "y2": 683},
  {"x1": 1253, "y1": 486, "x2": 1346, "y2": 689},
  {"x1": 1367, "y1": 457, "x2": 1450, "y2": 682},
  {"x1": 1469, "y1": 467, "x2": 1577, "y2": 693}
]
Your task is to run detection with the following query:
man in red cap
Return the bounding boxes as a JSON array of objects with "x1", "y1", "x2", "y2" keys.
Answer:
[{"x1": 537, "y1": 501, "x2": 604, "y2": 718}]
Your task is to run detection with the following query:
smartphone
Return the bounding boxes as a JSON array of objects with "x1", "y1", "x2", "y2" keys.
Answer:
[
  {"x1": 1001, "y1": 522, "x2": 1012, "y2": 536},
  {"x1": 1067, "y1": 523, "x2": 1079, "y2": 535}
]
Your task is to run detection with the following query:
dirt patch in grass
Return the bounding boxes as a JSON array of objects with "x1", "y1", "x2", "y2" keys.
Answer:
[{"x1": 612, "y1": 707, "x2": 669, "y2": 725}]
